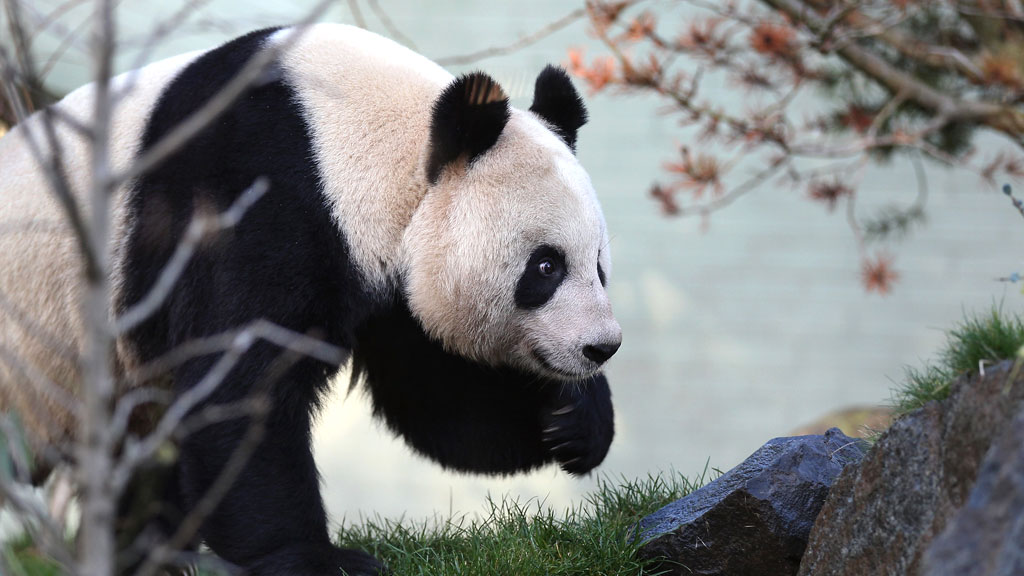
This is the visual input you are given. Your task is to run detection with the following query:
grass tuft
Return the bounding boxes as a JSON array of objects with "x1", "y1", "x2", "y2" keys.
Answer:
[
  {"x1": 940, "y1": 307, "x2": 1024, "y2": 374},
  {"x1": 336, "y1": 471, "x2": 704, "y2": 576},
  {"x1": 891, "y1": 306, "x2": 1024, "y2": 417}
]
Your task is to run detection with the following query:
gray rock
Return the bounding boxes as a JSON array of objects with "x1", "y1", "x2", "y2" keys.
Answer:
[
  {"x1": 921, "y1": 407, "x2": 1024, "y2": 576},
  {"x1": 637, "y1": 428, "x2": 866, "y2": 576},
  {"x1": 798, "y1": 361, "x2": 1024, "y2": 576}
]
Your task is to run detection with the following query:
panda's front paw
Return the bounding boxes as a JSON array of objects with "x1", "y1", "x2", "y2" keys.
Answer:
[{"x1": 540, "y1": 375, "x2": 614, "y2": 476}]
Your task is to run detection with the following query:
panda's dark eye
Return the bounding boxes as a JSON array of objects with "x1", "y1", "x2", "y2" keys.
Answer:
[
  {"x1": 538, "y1": 258, "x2": 555, "y2": 276},
  {"x1": 515, "y1": 245, "x2": 566, "y2": 310}
]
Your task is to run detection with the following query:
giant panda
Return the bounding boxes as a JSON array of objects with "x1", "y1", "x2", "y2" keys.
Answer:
[{"x1": 0, "y1": 23, "x2": 621, "y2": 575}]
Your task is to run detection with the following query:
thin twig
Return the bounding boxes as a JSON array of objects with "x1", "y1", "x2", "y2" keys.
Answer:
[
  {"x1": 77, "y1": 0, "x2": 119, "y2": 569},
  {"x1": 131, "y1": 404, "x2": 267, "y2": 576},
  {"x1": 122, "y1": 0, "x2": 216, "y2": 77},
  {"x1": 845, "y1": 169, "x2": 865, "y2": 253},
  {"x1": 0, "y1": 286, "x2": 79, "y2": 365},
  {"x1": 0, "y1": 479, "x2": 76, "y2": 572},
  {"x1": 435, "y1": 7, "x2": 587, "y2": 66},
  {"x1": 366, "y1": 0, "x2": 417, "y2": 50},
  {"x1": 0, "y1": 46, "x2": 100, "y2": 279},
  {"x1": 673, "y1": 158, "x2": 790, "y2": 217},
  {"x1": 114, "y1": 178, "x2": 270, "y2": 335},
  {"x1": 0, "y1": 415, "x2": 32, "y2": 483},
  {"x1": 132, "y1": 344, "x2": 308, "y2": 576},
  {"x1": 106, "y1": 387, "x2": 174, "y2": 446},
  {"x1": 0, "y1": 343, "x2": 78, "y2": 418},
  {"x1": 111, "y1": 321, "x2": 343, "y2": 488},
  {"x1": 909, "y1": 151, "x2": 929, "y2": 215},
  {"x1": 113, "y1": 0, "x2": 335, "y2": 187},
  {"x1": 122, "y1": 320, "x2": 344, "y2": 389},
  {"x1": 24, "y1": 0, "x2": 91, "y2": 46},
  {"x1": 111, "y1": 332, "x2": 253, "y2": 492},
  {"x1": 347, "y1": 0, "x2": 367, "y2": 28},
  {"x1": 866, "y1": 89, "x2": 908, "y2": 141}
]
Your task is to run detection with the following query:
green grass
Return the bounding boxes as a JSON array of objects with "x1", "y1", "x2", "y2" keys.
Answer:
[
  {"x1": 891, "y1": 306, "x2": 1024, "y2": 418},
  {"x1": 4, "y1": 471, "x2": 704, "y2": 576},
  {"x1": 335, "y1": 471, "x2": 705, "y2": 576}
]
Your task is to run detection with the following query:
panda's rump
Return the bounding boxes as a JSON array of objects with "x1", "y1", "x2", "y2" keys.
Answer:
[{"x1": 0, "y1": 50, "x2": 200, "y2": 446}]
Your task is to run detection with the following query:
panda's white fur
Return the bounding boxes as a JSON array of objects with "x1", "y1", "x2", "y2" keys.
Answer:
[
  {"x1": 273, "y1": 26, "x2": 451, "y2": 293},
  {"x1": 275, "y1": 26, "x2": 618, "y2": 378},
  {"x1": 0, "y1": 23, "x2": 620, "y2": 574},
  {"x1": 404, "y1": 110, "x2": 616, "y2": 378}
]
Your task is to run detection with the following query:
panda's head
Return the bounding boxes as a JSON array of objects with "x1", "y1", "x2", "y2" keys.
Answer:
[{"x1": 403, "y1": 66, "x2": 621, "y2": 381}]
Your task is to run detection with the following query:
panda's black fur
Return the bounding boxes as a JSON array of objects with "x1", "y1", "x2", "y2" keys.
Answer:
[
  {"x1": 426, "y1": 71, "x2": 511, "y2": 185},
  {"x1": 529, "y1": 65, "x2": 589, "y2": 152},
  {"x1": 106, "y1": 28, "x2": 614, "y2": 575}
]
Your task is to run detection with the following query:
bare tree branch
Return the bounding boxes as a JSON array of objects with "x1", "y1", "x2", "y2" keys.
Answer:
[
  {"x1": 114, "y1": 178, "x2": 270, "y2": 335},
  {"x1": 76, "y1": 0, "x2": 119, "y2": 569},
  {"x1": 0, "y1": 287, "x2": 79, "y2": 365},
  {"x1": 113, "y1": 0, "x2": 335, "y2": 187},
  {"x1": 366, "y1": 0, "x2": 417, "y2": 50},
  {"x1": 110, "y1": 332, "x2": 251, "y2": 493},
  {"x1": 0, "y1": 46, "x2": 100, "y2": 280},
  {"x1": 1, "y1": 0, "x2": 356, "y2": 572},
  {"x1": 131, "y1": 404, "x2": 267, "y2": 576},
  {"x1": 347, "y1": 0, "x2": 367, "y2": 29},
  {"x1": 669, "y1": 157, "x2": 790, "y2": 217},
  {"x1": 110, "y1": 321, "x2": 343, "y2": 492},
  {"x1": 761, "y1": 0, "x2": 1024, "y2": 147},
  {"x1": 123, "y1": 320, "x2": 344, "y2": 390},
  {"x1": 0, "y1": 343, "x2": 78, "y2": 418},
  {"x1": 435, "y1": 7, "x2": 588, "y2": 66},
  {"x1": 0, "y1": 466, "x2": 76, "y2": 572}
]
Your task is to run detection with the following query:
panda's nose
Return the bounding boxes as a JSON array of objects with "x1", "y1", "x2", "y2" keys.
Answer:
[{"x1": 582, "y1": 341, "x2": 621, "y2": 364}]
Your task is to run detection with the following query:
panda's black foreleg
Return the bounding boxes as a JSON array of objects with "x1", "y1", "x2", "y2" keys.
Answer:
[
  {"x1": 353, "y1": 305, "x2": 615, "y2": 476},
  {"x1": 538, "y1": 373, "x2": 615, "y2": 476},
  {"x1": 173, "y1": 353, "x2": 382, "y2": 576},
  {"x1": 364, "y1": 359, "x2": 614, "y2": 477}
]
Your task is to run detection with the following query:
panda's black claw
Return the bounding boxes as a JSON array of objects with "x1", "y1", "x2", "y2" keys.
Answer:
[
  {"x1": 561, "y1": 457, "x2": 588, "y2": 476},
  {"x1": 540, "y1": 376, "x2": 614, "y2": 475},
  {"x1": 550, "y1": 441, "x2": 573, "y2": 452},
  {"x1": 541, "y1": 401, "x2": 601, "y2": 473}
]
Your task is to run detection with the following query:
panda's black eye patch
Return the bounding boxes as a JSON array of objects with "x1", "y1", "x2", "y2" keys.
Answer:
[{"x1": 515, "y1": 245, "x2": 566, "y2": 309}]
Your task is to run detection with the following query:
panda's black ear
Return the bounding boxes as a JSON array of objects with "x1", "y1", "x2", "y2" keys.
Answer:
[
  {"x1": 529, "y1": 65, "x2": 588, "y2": 153},
  {"x1": 426, "y1": 72, "x2": 511, "y2": 185}
]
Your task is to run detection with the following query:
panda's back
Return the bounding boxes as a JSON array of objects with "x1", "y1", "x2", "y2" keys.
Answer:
[
  {"x1": 0, "y1": 23, "x2": 445, "y2": 445},
  {"x1": 275, "y1": 24, "x2": 452, "y2": 288}
]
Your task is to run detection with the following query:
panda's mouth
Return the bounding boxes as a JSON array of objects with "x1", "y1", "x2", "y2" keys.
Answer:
[{"x1": 531, "y1": 348, "x2": 587, "y2": 381}]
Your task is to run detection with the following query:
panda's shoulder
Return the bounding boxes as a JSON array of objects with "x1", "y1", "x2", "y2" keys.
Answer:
[{"x1": 274, "y1": 23, "x2": 450, "y2": 90}]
